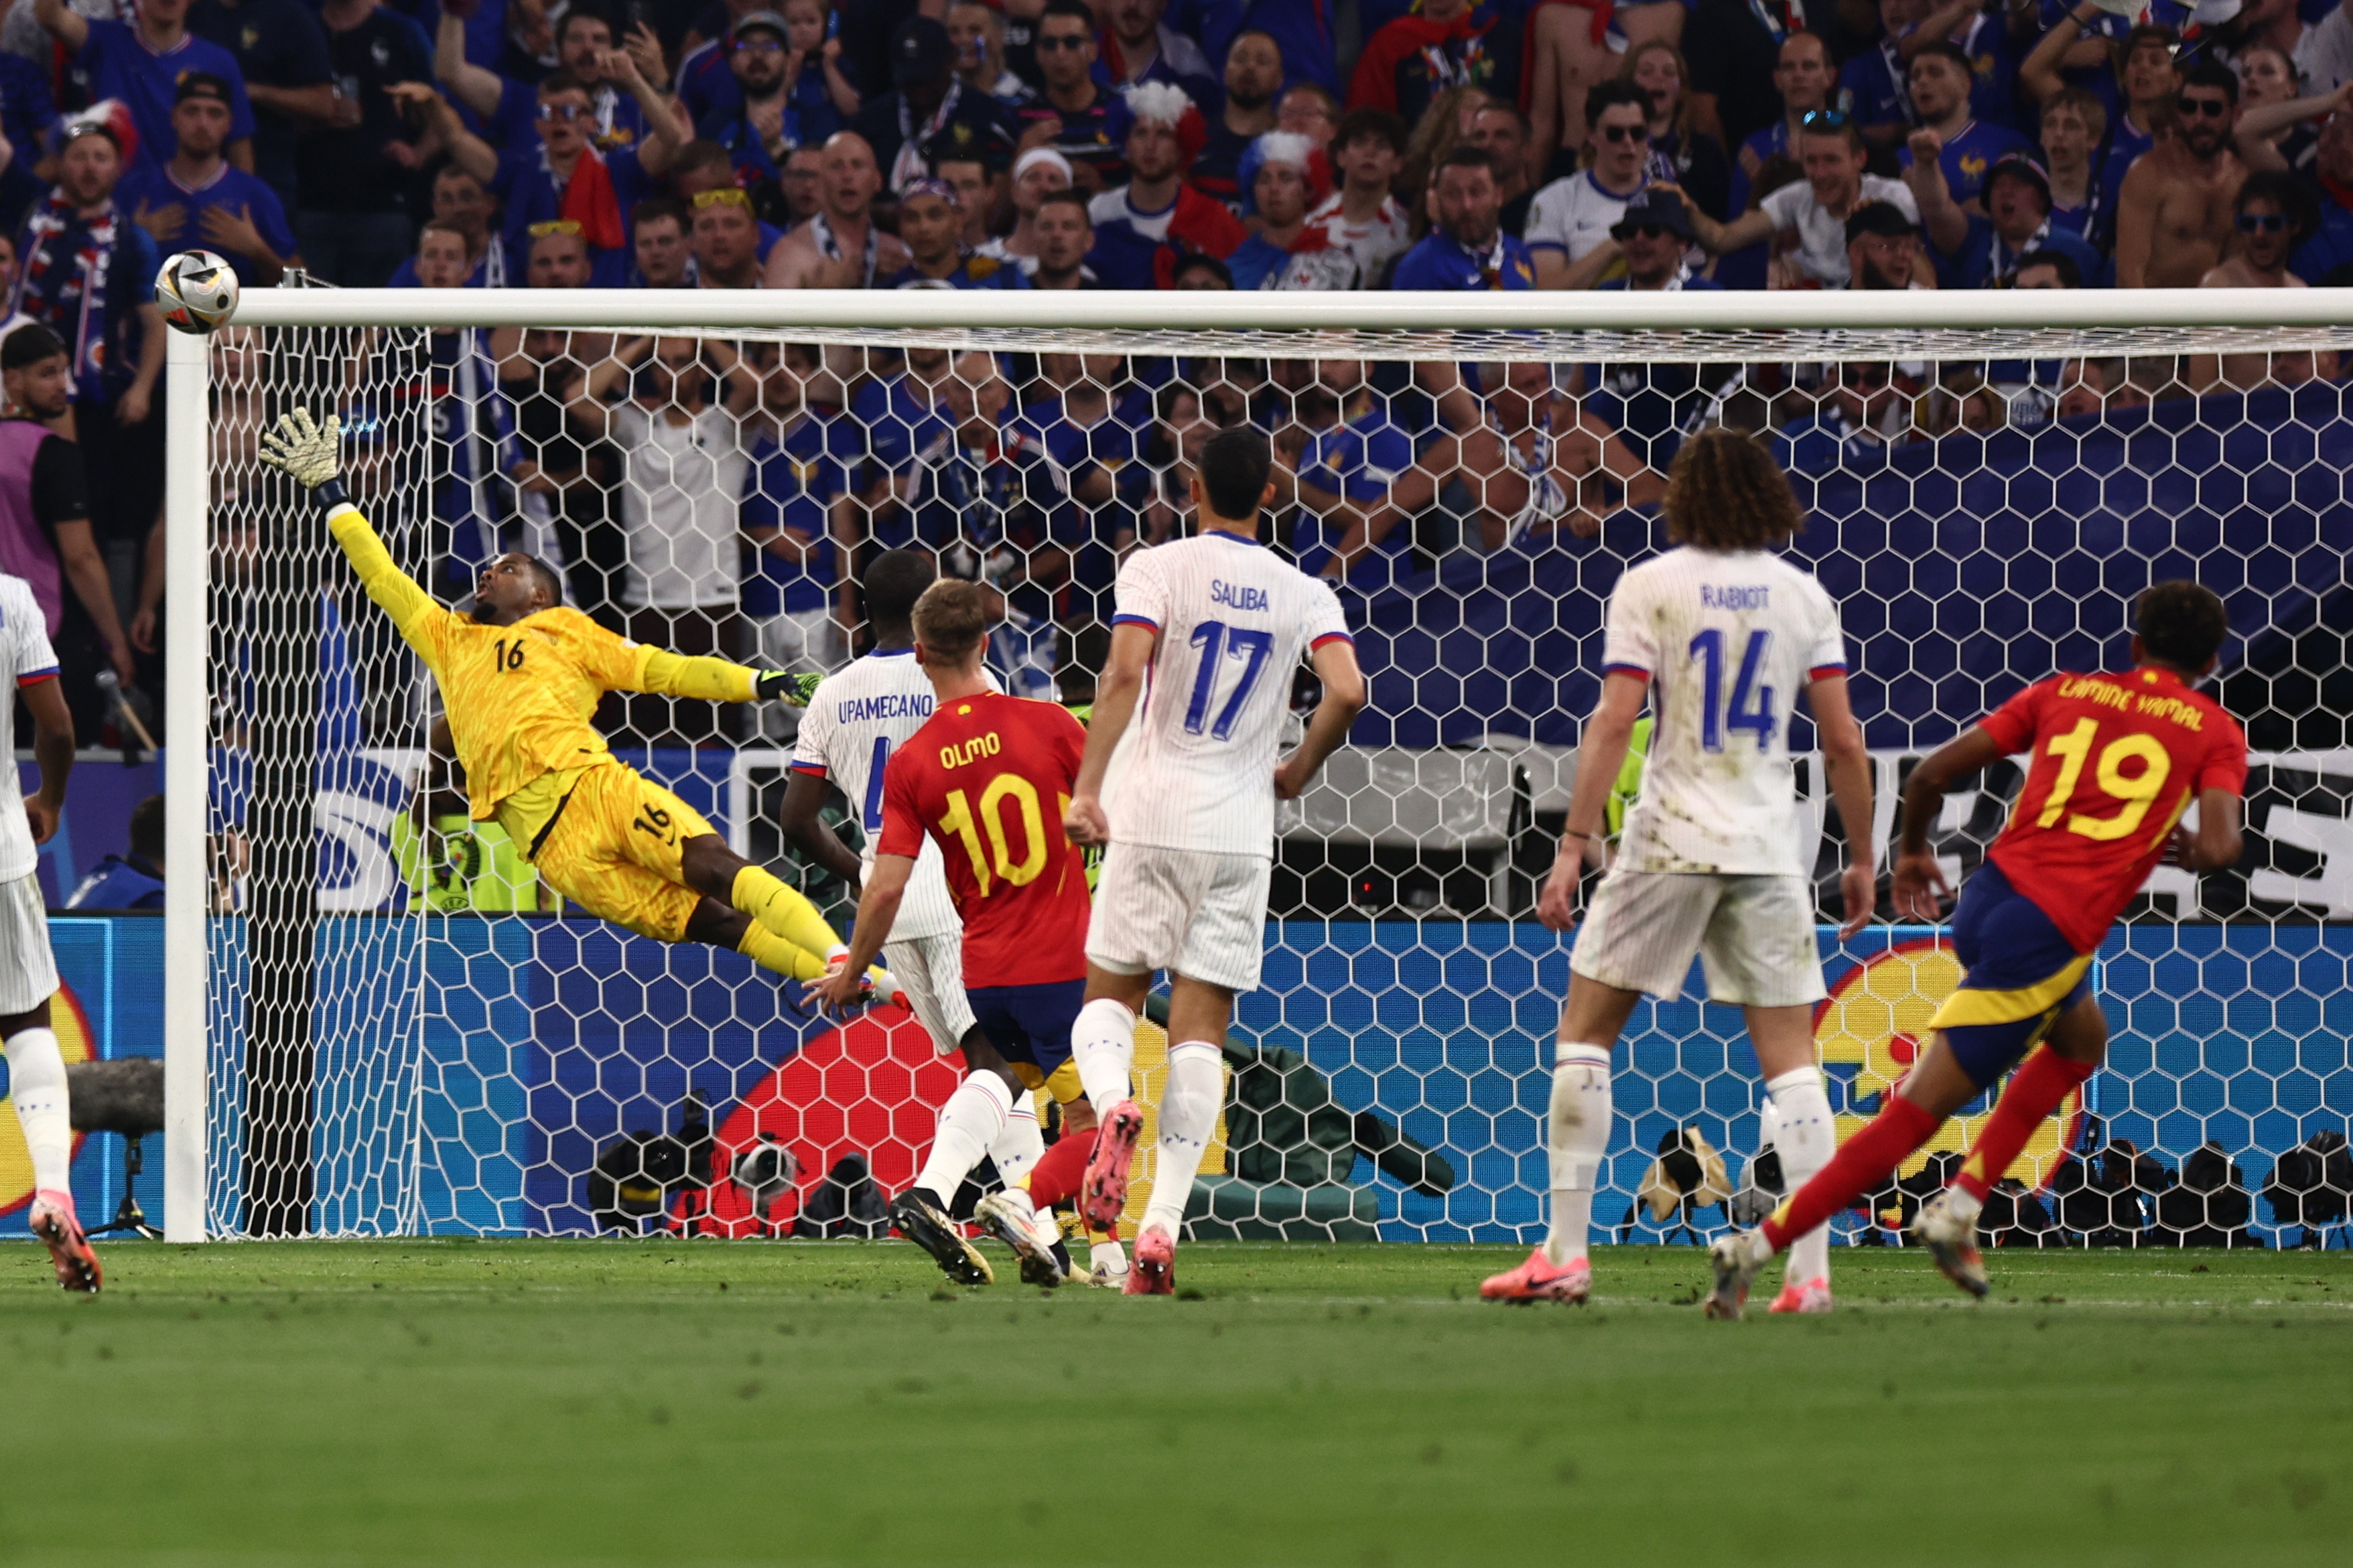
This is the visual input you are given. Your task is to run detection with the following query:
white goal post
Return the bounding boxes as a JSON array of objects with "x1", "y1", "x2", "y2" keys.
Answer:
[{"x1": 160, "y1": 286, "x2": 2353, "y2": 1244}]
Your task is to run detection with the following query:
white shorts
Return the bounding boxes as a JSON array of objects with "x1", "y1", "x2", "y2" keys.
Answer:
[
  {"x1": 1568, "y1": 871, "x2": 1826, "y2": 1008},
  {"x1": 1085, "y1": 843, "x2": 1270, "y2": 993},
  {"x1": 0, "y1": 873, "x2": 58, "y2": 1016},
  {"x1": 882, "y1": 930, "x2": 975, "y2": 1056}
]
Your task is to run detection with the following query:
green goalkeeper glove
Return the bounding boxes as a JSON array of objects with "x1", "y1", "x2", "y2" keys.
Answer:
[
  {"x1": 754, "y1": 670, "x2": 822, "y2": 705},
  {"x1": 255, "y1": 409, "x2": 348, "y2": 508}
]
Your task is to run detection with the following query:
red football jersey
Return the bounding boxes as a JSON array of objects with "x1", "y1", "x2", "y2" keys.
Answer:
[
  {"x1": 1978, "y1": 666, "x2": 2248, "y2": 954},
  {"x1": 876, "y1": 691, "x2": 1091, "y2": 988}
]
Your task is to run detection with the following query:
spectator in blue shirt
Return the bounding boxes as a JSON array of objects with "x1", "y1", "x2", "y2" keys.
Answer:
[
  {"x1": 888, "y1": 176, "x2": 1028, "y2": 286},
  {"x1": 1097, "y1": 0, "x2": 1223, "y2": 116},
  {"x1": 37, "y1": 0, "x2": 257, "y2": 174},
  {"x1": 742, "y1": 351, "x2": 849, "y2": 742},
  {"x1": 1895, "y1": 42, "x2": 2029, "y2": 210},
  {"x1": 1390, "y1": 145, "x2": 1537, "y2": 291},
  {"x1": 65, "y1": 795, "x2": 167, "y2": 911},
  {"x1": 680, "y1": 0, "x2": 860, "y2": 144},
  {"x1": 436, "y1": 0, "x2": 671, "y2": 158},
  {"x1": 1908, "y1": 145, "x2": 2107, "y2": 287},
  {"x1": 1587, "y1": 192, "x2": 1736, "y2": 475},
  {"x1": 1170, "y1": 0, "x2": 1337, "y2": 96},
  {"x1": 1840, "y1": 0, "x2": 1926, "y2": 158},
  {"x1": 0, "y1": 52, "x2": 59, "y2": 236},
  {"x1": 119, "y1": 74, "x2": 300, "y2": 287},
  {"x1": 189, "y1": 0, "x2": 334, "y2": 212},
  {"x1": 695, "y1": 9, "x2": 797, "y2": 184},
  {"x1": 1272, "y1": 357, "x2": 1420, "y2": 587}
]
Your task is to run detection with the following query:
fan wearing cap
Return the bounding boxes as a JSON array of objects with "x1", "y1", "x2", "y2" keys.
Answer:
[
  {"x1": 1086, "y1": 82, "x2": 1246, "y2": 288},
  {"x1": 35, "y1": 0, "x2": 255, "y2": 174},
  {"x1": 1585, "y1": 192, "x2": 1740, "y2": 475},
  {"x1": 888, "y1": 175, "x2": 1026, "y2": 288},
  {"x1": 1907, "y1": 143, "x2": 2108, "y2": 288},
  {"x1": 852, "y1": 15, "x2": 1018, "y2": 196},
  {"x1": 117, "y1": 73, "x2": 300, "y2": 287},
  {"x1": 692, "y1": 10, "x2": 803, "y2": 183},
  {"x1": 1666, "y1": 112, "x2": 1921, "y2": 287},
  {"x1": 673, "y1": 0, "x2": 856, "y2": 133},
  {"x1": 1014, "y1": 0, "x2": 1124, "y2": 192},
  {"x1": 1893, "y1": 43, "x2": 2030, "y2": 212}
]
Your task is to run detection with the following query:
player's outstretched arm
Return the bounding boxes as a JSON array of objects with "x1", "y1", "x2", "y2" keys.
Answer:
[
  {"x1": 807, "y1": 853, "x2": 915, "y2": 1015},
  {"x1": 1541, "y1": 670, "x2": 1646, "y2": 933},
  {"x1": 256, "y1": 409, "x2": 445, "y2": 643},
  {"x1": 1891, "y1": 725, "x2": 2003, "y2": 922},
  {"x1": 624, "y1": 643, "x2": 817, "y2": 708},
  {"x1": 1807, "y1": 672, "x2": 1879, "y2": 938},
  {"x1": 1066, "y1": 620, "x2": 1156, "y2": 847},
  {"x1": 1274, "y1": 639, "x2": 1366, "y2": 800}
]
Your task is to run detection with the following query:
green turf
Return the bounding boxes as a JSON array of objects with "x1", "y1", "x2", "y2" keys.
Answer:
[{"x1": 1, "y1": 1239, "x2": 2347, "y2": 1567}]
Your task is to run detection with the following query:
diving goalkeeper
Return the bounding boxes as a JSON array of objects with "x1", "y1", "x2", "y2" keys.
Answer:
[{"x1": 259, "y1": 410, "x2": 894, "y2": 1001}]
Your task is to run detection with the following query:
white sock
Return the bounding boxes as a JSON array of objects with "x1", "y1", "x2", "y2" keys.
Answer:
[
  {"x1": 915, "y1": 1072, "x2": 1012, "y2": 1206},
  {"x1": 1767, "y1": 1065, "x2": 1836, "y2": 1286},
  {"x1": 1544, "y1": 1042, "x2": 1613, "y2": 1267},
  {"x1": 6, "y1": 1027, "x2": 71, "y2": 1198},
  {"x1": 1071, "y1": 997, "x2": 1137, "y2": 1118},
  {"x1": 1089, "y1": 1238, "x2": 1129, "y2": 1278},
  {"x1": 1139, "y1": 1040, "x2": 1221, "y2": 1239},
  {"x1": 988, "y1": 1092, "x2": 1044, "y2": 1188}
]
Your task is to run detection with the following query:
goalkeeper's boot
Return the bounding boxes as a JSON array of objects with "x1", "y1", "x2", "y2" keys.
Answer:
[
  {"x1": 1478, "y1": 1247, "x2": 1590, "y2": 1305},
  {"x1": 1767, "y1": 1277, "x2": 1834, "y2": 1314},
  {"x1": 1122, "y1": 1227, "x2": 1175, "y2": 1295},
  {"x1": 1909, "y1": 1188, "x2": 1991, "y2": 1299},
  {"x1": 1703, "y1": 1231, "x2": 1769, "y2": 1322},
  {"x1": 27, "y1": 1191, "x2": 100, "y2": 1294},
  {"x1": 1081, "y1": 1100, "x2": 1144, "y2": 1230},
  {"x1": 888, "y1": 1190, "x2": 994, "y2": 1287},
  {"x1": 973, "y1": 1190, "x2": 1067, "y2": 1287}
]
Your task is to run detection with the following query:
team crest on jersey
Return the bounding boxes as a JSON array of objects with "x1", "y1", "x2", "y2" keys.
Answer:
[{"x1": 0, "y1": 980, "x2": 92, "y2": 1216}]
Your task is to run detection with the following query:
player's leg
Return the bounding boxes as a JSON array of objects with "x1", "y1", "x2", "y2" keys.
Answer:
[
  {"x1": 1745, "y1": 1005, "x2": 1838, "y2": 1313},
  {"x1": 0, "y1": 876, "x2": 95, "y2": 1292},
  {"x1": 1122, "y1": 971, "x2": 1237, "y2": 1297},
  {"x1": 1077, "y1": 843, "x2": 1193, "y2": 1229},
  {"x1": 887, "y1": 1015, "x2": 1015, "y2": 1289},
  {"x1": 1483, "y1": 871, "x2": 1711, "y2": 1304},
  {"x1": 953, "y1": 982, "x2": 1089, "y2": 1285}
]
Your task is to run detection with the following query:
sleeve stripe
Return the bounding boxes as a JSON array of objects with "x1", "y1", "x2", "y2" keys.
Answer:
[
  {"x1": 1111, "y1": 614, "x2": 1161, "y2": 632},
  {"x1": 16, "y1": 666, "x2": 58, "y2": 687},
  {"x1": 1309, "y1": 631, "x2": 1353, "y2": 649},
  {"x1": 1601, "y1": 663, "x2": 1650, "y2": 679},
  {"x1": 787, "y1": 761, "x2": 827, "y2": 778},
  {"x1": 1808, "y1": 663, "x2": 1847, "y2": 679}
]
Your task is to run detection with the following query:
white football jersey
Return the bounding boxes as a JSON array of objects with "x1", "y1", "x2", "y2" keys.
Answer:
[
  {"x1": 1525, "y1": 171, "x2": 1640, "y2": 264},
  {"x1": 791, "y1": 649, "x2": 997, "y2": 943},
  {"x1": 0, "y1": 574, "x2": 57, "y2": 882},
  {"x1": 1105, "y1": 532, "x2": 1352, "y2": 858},
  {"x1": 1599, "y1": 547, "x2": 1847, "y2": 877}
]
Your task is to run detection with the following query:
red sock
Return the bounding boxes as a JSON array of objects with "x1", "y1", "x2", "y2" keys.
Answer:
[
  {"x1": 1022, "y1": 1128, "x2": 1094, "y2": 1210},
  {"x1": 1761, "y1": 1097, "x2": 1939, "y2": 1253},
  {"x1": 1956, "y1": 1046, "x2": 2096, "y2": 1201}
]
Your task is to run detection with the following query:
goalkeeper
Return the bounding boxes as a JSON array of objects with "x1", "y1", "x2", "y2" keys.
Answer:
[{"x1": 260, "y1": 411, "x2": 893, "y2": 1001}]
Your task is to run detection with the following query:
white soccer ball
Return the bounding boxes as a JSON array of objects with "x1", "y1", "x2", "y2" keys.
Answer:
[{"x1": 154, "y1": 250, "x2": 239, "y2": 335}]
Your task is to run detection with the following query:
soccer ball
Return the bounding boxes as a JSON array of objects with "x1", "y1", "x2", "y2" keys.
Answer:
[{"x1": 154, "y1": 250, "x2": 239, "y2": 335}]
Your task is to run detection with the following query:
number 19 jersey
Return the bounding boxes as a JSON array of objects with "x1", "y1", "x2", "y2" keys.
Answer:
[
  {"x1": 1105, "y1": 533, "x2": 1353, "y2": 858},
  {"x1": 1599, "y1": 546, "x2": 1848, "y2": 877},
  {"x1": 1977, "y1": 666, "x2": 2246, "y2": 954},
  {"x1": 876, "y1": 691, "x2": 1092, "y2": 988}
]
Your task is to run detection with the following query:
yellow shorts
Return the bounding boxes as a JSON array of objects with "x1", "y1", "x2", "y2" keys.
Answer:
[
  {"x1": 528, "y1": 762, "x2": 717, "y2": 942},
  {"x1": 1012, "y1": 1057, "x2": 1087, "y2": 1107}
]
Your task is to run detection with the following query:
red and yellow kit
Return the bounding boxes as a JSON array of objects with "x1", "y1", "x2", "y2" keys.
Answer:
[
  {"x1": 876, "y1": 691, "x2": 1092, "y2": 989},
  {"x1": 1978, "y1": 666, "x2": 2248, "y2": 954}
]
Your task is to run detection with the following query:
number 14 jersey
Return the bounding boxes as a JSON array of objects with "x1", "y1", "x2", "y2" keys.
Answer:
[
  {"x1": 878, "y1": 691, "x2": 1093, "y2": 988},
  {"x1": 1599, "y1": 546, "x2": 1848, "y2": 877},
  {"x1": 1978, "y1": 666, "x2": 2246, "y2": 954},
  {"x1": 1106, "y1": 533, "x2": 1353, "y2": 859}
]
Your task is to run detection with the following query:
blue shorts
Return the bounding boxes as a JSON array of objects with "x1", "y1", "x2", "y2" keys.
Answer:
[
  {"x1": 1927, "y1": 861, "x2": 2095, "y2": 1090},
  {"x1": 967, "y1": 978, "x2": 1082, "y2": 1085}
]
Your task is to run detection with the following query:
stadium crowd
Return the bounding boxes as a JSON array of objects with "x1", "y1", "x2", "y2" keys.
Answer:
[{"x1": 4, "y1": 0, "x2": 2352, "y2": 735}]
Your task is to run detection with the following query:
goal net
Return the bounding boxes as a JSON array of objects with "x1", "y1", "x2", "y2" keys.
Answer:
[{"x1": 165, "y1": 288, "x2": 2353, "y2": 1251}]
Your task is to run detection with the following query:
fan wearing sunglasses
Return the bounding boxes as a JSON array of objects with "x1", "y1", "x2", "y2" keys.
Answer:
[
  {"x1": 1526, "y1": 81, "x2": 1653, "y2": 289},
  {"x1": 2189, "y1": 170, "x2": 2334, "y2": 393},
  {"x1": 2112, "y1": 62, "x2": 2246, "y2": 289}
]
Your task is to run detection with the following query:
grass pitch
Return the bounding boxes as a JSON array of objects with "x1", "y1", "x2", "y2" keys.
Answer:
[{"x1": 1, "y1": 1240, "x2": 2346, "y2": 1567}]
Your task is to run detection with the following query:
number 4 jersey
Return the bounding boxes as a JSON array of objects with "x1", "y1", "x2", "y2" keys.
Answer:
[
  {"x1": 1105, "y1": 534, "x2": 1353, "y2": 858},
  {"x1": 1600, "y1": 545, "x2": 1847, "y2": 876},
  {"x1": 1978, "y1": 666, "x2": 2247, "y2": 954},
  {"x1": 877, "y1": 690, "x2": 1093, "y2": 988}
]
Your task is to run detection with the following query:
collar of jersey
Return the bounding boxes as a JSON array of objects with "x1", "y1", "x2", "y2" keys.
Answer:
[
  {"x1": 1204, "y1": 526, "x2": 1266, "y2": 546},
  {"x1": 872, "y1": 646, "x2": 915, "y2": 656},
  {"x1": 2133, "y1": 664, "x2": 2188, "y2": 688}
]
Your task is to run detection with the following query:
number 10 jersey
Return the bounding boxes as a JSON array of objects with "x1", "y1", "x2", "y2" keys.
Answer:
[
  {"x1": 1598, "y1": 545, "x2": 1848, "y2": 877},
  {"x1": 1105, "y1": 533, "x2": 1353, "y2": 859}
]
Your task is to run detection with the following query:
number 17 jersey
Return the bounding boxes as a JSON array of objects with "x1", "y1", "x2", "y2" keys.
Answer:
[
  {"x1": 1599, "y1": 545, "x2": 1848, "y2": 877},
  {"x1": 1105, "y1": 533, "x2": 1353, "y2": 858},
  {"x1": 876, "y1": 691, "x2": 1092, "y2": 988}
]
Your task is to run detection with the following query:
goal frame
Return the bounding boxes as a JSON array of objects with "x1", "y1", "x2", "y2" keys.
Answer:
[{"x1": 159, "y1": 285, "x2": 2353, "y2": 1240}]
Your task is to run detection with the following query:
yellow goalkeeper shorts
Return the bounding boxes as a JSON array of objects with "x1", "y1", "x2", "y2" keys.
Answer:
[{"x1": 529, "y1": 762, "x2": 717, "y2": 943}]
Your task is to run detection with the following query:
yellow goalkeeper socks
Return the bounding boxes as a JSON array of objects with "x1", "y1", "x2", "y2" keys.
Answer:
[
  {"x1": 730, "y1": 865, "x2": 844, "y2": 955},
  {"x1": 734, "y1": 922, "x2": 830, "y2": 983}
]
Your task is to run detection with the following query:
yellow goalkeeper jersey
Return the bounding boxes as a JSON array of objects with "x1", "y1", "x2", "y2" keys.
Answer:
[{"x1": 330, "y1": 506, "x2": 760, "y2": 841}]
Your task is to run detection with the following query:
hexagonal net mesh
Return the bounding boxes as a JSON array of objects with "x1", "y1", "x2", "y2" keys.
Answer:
[{"x1": 191, "y1": 305, "x2": 2353, "y2": 1254}]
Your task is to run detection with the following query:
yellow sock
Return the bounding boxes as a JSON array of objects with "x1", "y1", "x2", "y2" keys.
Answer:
[
  {"x1": 734, "y1": 921, "x2": 830, "y2": 983},
  {"x1": 730, "y1": 865, "x2": 843, "y2": 955}
]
